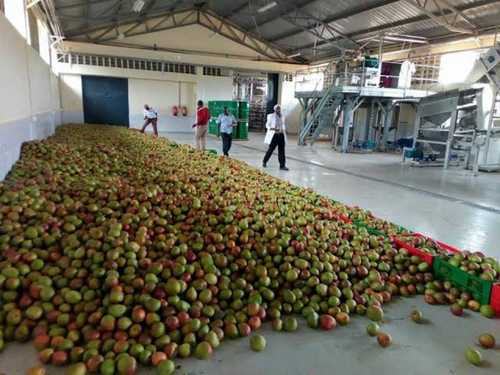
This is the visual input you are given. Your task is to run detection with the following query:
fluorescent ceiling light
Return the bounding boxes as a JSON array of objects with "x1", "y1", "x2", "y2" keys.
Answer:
[
  {"x1": 132, "y1": 0, "x2": 145, "y2": 13},
  {"x1": 287, "y1": 52, "x2": 301, "y2": 58},
  {"x1": 257, "y1": 1, "x2": 278, "y2": 13},
  {"x1": 387, "y1": 33, "x2": 427, "y2": 41},
  {"x1": 384, "y1": 36, "x2": 428, "y2": 44}
]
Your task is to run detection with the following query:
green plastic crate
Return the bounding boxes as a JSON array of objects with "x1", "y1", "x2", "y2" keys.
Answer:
[
  {"x1": 352, "y1": 220, "x2": 385, "y2": 237},
  {"x1": 208, "y1": 119, "x2": 219, "y2": 136},
  {"x1": 433, "y1": 257, "x2": 492, "y2": 305},
  {"x1": 238, "y1": 101, "x2": 249, "y2": 110},
  {"x1": 238, "y1": 101, "x2": 249, "y2": 117},
  {"x1": 209, "y1": 108, "x2": 238, "y2": 118},
  {"x1": 209, "y1": 101, "x2": 238, "y2": 110},
  {"x1": 236, "y1": 122, "x2": 248, "y2": 140}
]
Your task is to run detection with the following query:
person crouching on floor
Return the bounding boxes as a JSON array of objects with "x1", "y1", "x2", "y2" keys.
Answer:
[{"x1": 141, "y1": 104, "x2": 159, "y2": 137}]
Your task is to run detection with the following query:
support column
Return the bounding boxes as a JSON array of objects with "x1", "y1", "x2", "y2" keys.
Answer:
[
  {"x1": 341, "y1": 97, "x2": 354, "y2": 153},
  {"x1": 298, "y1": 97, "x2": 309, "y2": 145},
  {"x1": 444, "y1": 109, "x2": 459, "y2": 169},
  {"x1": 364, "y1": 100, "x2": 372, "y2": 143},
  {"x1": 483, "y1": 88, "x2": 499, "y2": 164},
  {"x1": 368, "y1": 100, "x2": 377, "y2": 143},
  {"x1": 381, "y1": 102, "x2": 394, "y2": 151}
]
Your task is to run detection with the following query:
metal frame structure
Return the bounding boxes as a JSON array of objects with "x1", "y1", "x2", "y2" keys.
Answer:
[
  {"x1": 273, "y1": 0, "x2": 500, "y2": 57},
  {"x1": 51, "y1": 0, "x2": 500, "y2": 63},
  {"x1": 272, "y1": 0, "x2": 359, "y2": 55},
  {"x1": 404, "y1": 0, "x2": 478, "y2": 35},
  {"x1": 60, "y1": 6, "x2": 294, "y2": 63}
]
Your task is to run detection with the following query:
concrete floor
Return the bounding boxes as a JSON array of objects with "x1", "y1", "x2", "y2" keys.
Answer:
[{"x1": 2, "y1": 131, "x2": 500, "y2": 375}]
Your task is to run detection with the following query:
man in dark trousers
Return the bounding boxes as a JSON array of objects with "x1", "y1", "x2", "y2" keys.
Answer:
[
  {"x1": 217, "y1": 107, "x2": 237, "y2": 156},
  {"x1": 141, "y1": 104, "x2": 159, "y2": 137},
  {"x1": 263, "y1": 104, "x2": 288, "y2": 170}
]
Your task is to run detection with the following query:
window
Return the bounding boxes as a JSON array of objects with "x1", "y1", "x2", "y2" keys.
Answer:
[
  {"x1": 56, "y1": 53, "x2": 196, "y2": 75},
  {"x1": 203, "y1": 66, "x2": 228, "y2": 77}
]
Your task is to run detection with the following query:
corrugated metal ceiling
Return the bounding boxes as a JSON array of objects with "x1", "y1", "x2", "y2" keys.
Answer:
[{"x1": 53, "y1": 0, "x2": 500, "y2": 61}]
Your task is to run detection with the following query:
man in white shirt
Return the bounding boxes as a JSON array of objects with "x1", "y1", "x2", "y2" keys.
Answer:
[
  {"x1": 140, "y1": 104, "x2": 159, "y2": 137},
  {"x1": 263, "y1": 105, "x2": 288, "y2": 170},
  {"x1": 217, "y1": 107, "x2": 237, "y2": 156}
]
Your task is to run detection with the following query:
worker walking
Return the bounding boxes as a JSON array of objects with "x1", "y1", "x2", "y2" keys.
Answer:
[
  {"x1": 263, "y1": 105, "x2": 288, "y2": 171},
  {"x1": 194, "y1": 100, "x2": 210, "y2": 150},
  {"x1": 217, "y1": 107, "x2": 237, "y2": 156},
  {"x1": 141, "y1": 104, "x2": 159, "y2": 137}
]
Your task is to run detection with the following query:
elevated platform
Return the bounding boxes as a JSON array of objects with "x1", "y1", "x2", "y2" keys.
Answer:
[{"x1": 296, "y1": 86, "x2": 432, "y2": 100}]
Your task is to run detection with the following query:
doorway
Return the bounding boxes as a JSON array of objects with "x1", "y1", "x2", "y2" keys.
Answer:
[{"x1": 82, "y1": 76, "x2": 129, "y2": 126}]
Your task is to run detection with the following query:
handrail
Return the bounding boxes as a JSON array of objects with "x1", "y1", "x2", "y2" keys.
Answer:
[
  {"x1": 298, "y1": 84, "x2": 342, "y2": 143},
  {"x1": 296, "y1": 66, "x2": 439, "y2": 94}
]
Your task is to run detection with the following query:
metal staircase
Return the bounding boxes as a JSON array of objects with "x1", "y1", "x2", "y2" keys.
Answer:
[
  {"x1": 298, "y1": 84, "x2": 344, "y2": 145},
  {"x1": 310, "y1": 94, "x2": 344, "y2": 145}
]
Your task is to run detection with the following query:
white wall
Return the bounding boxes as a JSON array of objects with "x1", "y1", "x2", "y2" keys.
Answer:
[
  {"x1": 63, "y1": 41, "x2": 306, "y2": 74},
  {"x1": 353, "y1": 108, "x2": 368, "y2": 141},
  {"x1": 279, "y1": 77, "x2": 302, "y2": 134},
  {"x1": 0, "y1": 16, "x2": 31, "y2": 124},
  {"x1": 398, "y1": 103, "x2": 416, "y2": 139},
  {"x1": 0, "y1": 12, "x2": 61, "y2": 180},
  {"x1": 57, "y1": 64, "x2": 234, "y2": 133},
  {"x1": 121, "y1": 24, "x2": 266, "y2": 60},
  {"x1": 56, "y1": 38, "x2": 303, "y2": 134},
  {"x1": 59, "y1": 74, "x2": 84, "y2": 124},
  {"x1": 129, "y1": 78, "x2": 197, "y2": 132},
  {"x1": 4, "y1": 0, "x2": 28, "y2": 39}
]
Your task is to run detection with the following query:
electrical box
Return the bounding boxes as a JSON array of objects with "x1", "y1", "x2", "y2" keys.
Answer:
[{"x1": 480, "y1": 46, "x2": 500, "y2": 72}]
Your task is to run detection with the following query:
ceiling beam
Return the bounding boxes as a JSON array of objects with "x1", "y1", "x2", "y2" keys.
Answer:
[
  {"x1": 404, "y1": 0, "x2": 477, "y2": 34},
  {"x1": 228, "y1": 1, "x2": 250, "y2": 17},
  {"x1": 273, "y1": 0, "x2": 358, "y2": 53},
  {"x1": 56, "y1": 0, "x2": 114, "y2": 10},
  {"x1": 267, "y1": 0, "x2": 400, "y2": 42},
  {"x1": 79, "y1": 8, "x2": 197, "y2": 41},
  {"x1": 291, "y1": 0, "x2": 500, "y2": 53},
  {"x1": 197, "y1": 9, "x2": 291, "y2": 61},
  {"x1": 67, "y1": 7, "x2": 296, "y2": 63},
  {"x1": 249, "y1": 0, "x2": 319, "y2": 29},
  {"x1": 64, "y1": 4, "x2": 192, "y2": 36},
  {"x1": 316, "y1": 23, "x2": 499, "y2": 62}
]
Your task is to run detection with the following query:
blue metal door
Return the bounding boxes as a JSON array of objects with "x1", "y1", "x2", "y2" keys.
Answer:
[{"x1": 82, "y1": 76, "x2": 129, "y2": 126}]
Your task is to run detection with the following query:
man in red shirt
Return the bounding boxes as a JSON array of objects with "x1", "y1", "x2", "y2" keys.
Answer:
[{"x1": 194, "y1": 100, "x2": 210, "y2": 150}]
